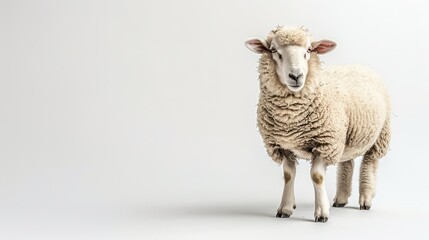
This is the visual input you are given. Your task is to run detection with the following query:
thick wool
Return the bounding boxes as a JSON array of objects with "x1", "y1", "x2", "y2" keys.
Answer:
[{"x1": 256, "y1": 27, "x2": 391, "y2": 166}]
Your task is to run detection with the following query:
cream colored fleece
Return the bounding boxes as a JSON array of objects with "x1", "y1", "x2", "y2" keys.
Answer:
[{"x1": 256, "y1": 27, "x2": 391, "y2": 166}]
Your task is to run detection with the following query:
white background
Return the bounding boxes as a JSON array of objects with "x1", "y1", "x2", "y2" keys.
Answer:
[{"x1": 1, "y1": 0, "x2": 429, "y2": 239}]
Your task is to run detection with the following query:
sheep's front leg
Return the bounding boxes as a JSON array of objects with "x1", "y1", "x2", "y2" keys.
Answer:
[
  {"x1": 311, "y1": 157, "x2": 330, "y2": 222},
  {"x1": 333, "y1": 160, "x2": 354, "y2": 207},
  {"x1": 276, "y1": 159, "x2": 296, "y2": 218}
]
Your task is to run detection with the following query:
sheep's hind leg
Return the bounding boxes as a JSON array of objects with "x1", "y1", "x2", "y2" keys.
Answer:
[
  {"x1": 359, "y1": 120, "x2": 390, "y2": 210},
  {"x1": 359, "y1": 156, "x2": 378, "y2": 210},
  {"x1": 276, "y1": 158, "x2": 296, "y2": 218},
  {"x1": 311, "y1": 157, "x2": 330, "y2": 223},
  {"x1": 333, "y1": 159, "x2": 354, "y2": 207}
]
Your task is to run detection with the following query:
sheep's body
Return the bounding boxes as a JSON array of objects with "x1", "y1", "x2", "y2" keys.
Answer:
[
  {"x1": 258, "y1": 64, "x2": 390, "y2": 166},
  {"x1": 248, "y1": 26, "x2": 391, "y2": 222}
]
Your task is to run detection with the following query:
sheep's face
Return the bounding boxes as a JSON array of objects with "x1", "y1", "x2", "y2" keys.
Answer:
[
  {"x1": 268, "y1": 38, "x2": 311, "y2": 92},
  {"x1": 245, "y1": 27, "x2": 336, "y2": 93}
]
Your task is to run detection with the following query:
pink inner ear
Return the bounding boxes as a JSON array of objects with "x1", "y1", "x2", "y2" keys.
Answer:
[
  {"x1": 316, "y1": 45, "x2": 332, "y2": 54},
  {"x1": 252, "y1": 44, "x2": 266, "y2": 52},
  {"x1": 248, "y1": 41, "x2": 260, "y2": 47},
  {"x1": 248, "y1": 40, "x2": 266, "y2": 52},
  {"x1": 312, "y1": 40, "x2": 336, "y2": 54}
]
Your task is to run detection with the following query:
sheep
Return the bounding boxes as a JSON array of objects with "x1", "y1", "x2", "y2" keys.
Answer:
[{"x1": 244, "y1": 26, "x2": 391, "y2": 223}]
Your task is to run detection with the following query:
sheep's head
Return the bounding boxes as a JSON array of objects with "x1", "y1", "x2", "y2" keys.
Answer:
[{"x1": 245, "y1": 26, "x2": 336, "y2": 93}]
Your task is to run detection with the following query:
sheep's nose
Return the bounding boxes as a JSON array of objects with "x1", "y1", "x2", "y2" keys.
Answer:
[{"x1": 288, "y1": 73, "x2": 303, "y2": 82}]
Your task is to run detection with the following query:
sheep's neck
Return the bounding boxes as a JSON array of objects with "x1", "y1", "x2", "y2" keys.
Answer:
[{"x1": 263, "y1": 90, "x2": 318, "y2": 124}]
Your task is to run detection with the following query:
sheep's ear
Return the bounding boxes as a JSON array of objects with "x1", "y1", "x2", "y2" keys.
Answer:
[
  {"x1": 311, "y1": 40, "x2": 337, "y2": 54},
  {"x1": 245, "y1": 38, "x2": 269, "y2": 54}
]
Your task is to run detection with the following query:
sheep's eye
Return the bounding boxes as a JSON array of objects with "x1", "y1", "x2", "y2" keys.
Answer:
[
  {"x1": 270, "y1": 48, "x2": 282, "y2": 60},
  {"x1": 307, "y1": 48, "x2": 311, "y2": 53}
]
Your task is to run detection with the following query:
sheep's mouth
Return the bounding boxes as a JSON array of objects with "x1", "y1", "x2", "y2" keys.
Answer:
[
  {"x1": 285, "y1": 81, "x2": 303, "y2": 88},
  {"x1": 288, "y1": 84, "x2": 302, "y2": 89},
  {"x1": 286, "y1": 84, "x2": 304, "y2": 92}
]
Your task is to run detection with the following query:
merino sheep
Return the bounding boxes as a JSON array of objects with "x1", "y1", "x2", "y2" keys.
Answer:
[{"x1": 244, "y1": 26, "x2": 391, "y2": 223}]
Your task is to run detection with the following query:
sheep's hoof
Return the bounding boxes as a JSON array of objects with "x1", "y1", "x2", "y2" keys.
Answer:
[
  {"x1": 314, "y1": 216, "x2": 328, "y2": 223},
  {"x1": 359, "y1": 205, "x2": 371, "y2": 210},
  {"x1": 332, "y1": 202, "x2": 346, "y2": 208},
  {"x1": 276, "y1": 212, "x2": 290, "y2": 218}
]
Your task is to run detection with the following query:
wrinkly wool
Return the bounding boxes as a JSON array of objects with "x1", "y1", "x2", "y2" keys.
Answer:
[
  {"x1": 267, "y1": 25, "x2": 310, "y2": 47},
  {"x1": 256, "y1": 27, "x2": 391, "y2": 166}
]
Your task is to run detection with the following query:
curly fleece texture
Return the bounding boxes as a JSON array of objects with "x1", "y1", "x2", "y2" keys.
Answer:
[{"x1": 256, "y1": 27, "x2": 391, "y2": 166}]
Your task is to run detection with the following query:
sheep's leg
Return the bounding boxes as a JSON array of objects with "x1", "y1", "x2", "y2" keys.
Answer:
[
  {"x1": 276, "y1": 158, "x2": 296, "y2": 218},
  {"x1": 359, "y1": 119, "x2": 390, "y2": 210},
  {"x1": 333, "y1": 159, "x2": 354, "y2": 207},
  {"x1": 311, "y1": 157, "x2": 330, "y2": 222},
  {"x1": 359, "y1": 157, "x2": 378, "y2": 210}
]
